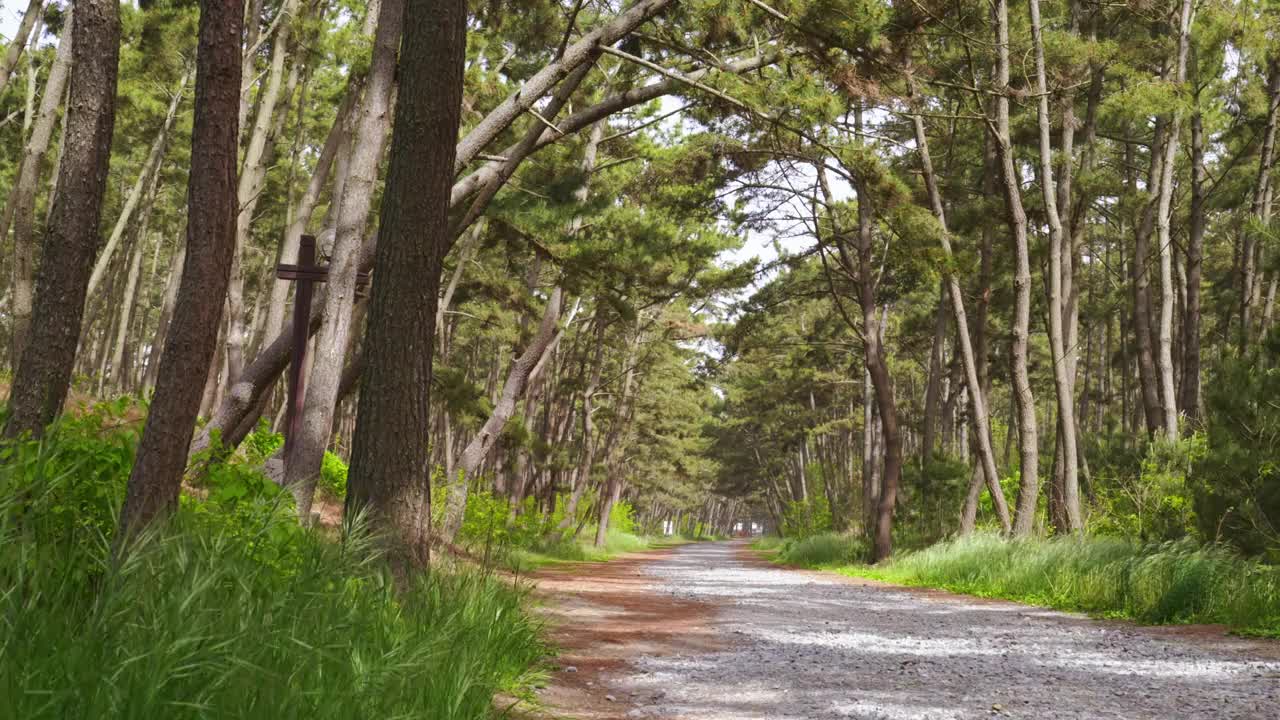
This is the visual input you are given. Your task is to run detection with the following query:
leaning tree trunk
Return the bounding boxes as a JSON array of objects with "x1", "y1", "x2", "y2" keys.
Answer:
[
  {"x1": 85, "y1": 70, "x2": 188, "y2": 302},
  {"x1": 6, "y1": 14, "x2": 73, "y2": 369},
  {"x1": 0, "y1": 0, "x2": 44, "y2": 98},
  {"x1": 905, "y1": 62, "x2": 1012, "y2": 533},
  {"x1": 282, "y1": 0, "x2": 402, "y2": 521},
  {"x1": 991, "y1": 0, "x2": 1041, "y2": 535},
  {"x1": 3, "y1": 0, "x2": 118, "y2": 440},
  {"x1": 440, "y1": 287, "x2": 565, "y2": 543},
  {"x1": 261, "y1": 85, "x2": 357, "y2": 344},
  {"x1": 345, "y1": 0, "x2": 467, "y2": 568},
  {"x1": 117, "y1": 0, "x2": 242, "y2": 534},
  {"x1": 226, "y1": 0, "x2": 301, "y2": 384},
  {"x1": 108, "y1": 182, "x2": 160, "y2": 390}
]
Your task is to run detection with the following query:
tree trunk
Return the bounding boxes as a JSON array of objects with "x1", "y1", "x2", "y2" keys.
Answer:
[
  {"x1": 1154, "y1": 0, "x2": 1194, "y2": 440},
  {"x1": 1241, "y1": 60, "x2": 1280, "y2": 347},
  {"x1": 991, "y1": 0, "x2": 1040, "y2": 534},
  {"x1": 1131, "y1": 125, "x2": 1165, "y2": 435},
  {"x1": 261, "y1": 84, "x2": 357, "y2": 344},
  {"x1": 144, "y1": 239, "x2": 185, "y2": 392},
  {"x1": 282, "y1": 0, "x2": 403, "y2": 520},
  {"x1": 345, "y1": 0, "x2": 467, "y2": 568},
  {"x1": 86, "y1": 70, "x2": 188, "y2": 302},
  {"x1": 7, "y1": 14, "x2": 73, "y2": 368},
  {"x1": 226, "y1": 0, "x2": 301, "y2": 384},
  {"x1": 557, "y1": 309, "x2": 607, "y2": 533},
  {"x1": 117, "y1": 0, "x2": 242, "y2": 533},
  {"x1": 109, "y1": 186, "x2": 159, "y2": 389},
  {"x1": 441, "y1": 287, "x2": 565, "y2": 542},
  {"x1": 905, "y1": 65, "x2": 1011, "y2": 533},
  {"x1": 3, "y1": 1, "x2": 118, "y2": 440},
  {"x1": 1029, "y1": 0, "x2": 1082, "y2": 532},
  {"x1": 0, "y1": 0, "x2": 44, "y2": 97},
  {"x1": 1182, "y1": 92, "x2": 1206, "y2": 427},
  {"x1": 921, "y1": 284, "x2": 945, "y2": 466}
]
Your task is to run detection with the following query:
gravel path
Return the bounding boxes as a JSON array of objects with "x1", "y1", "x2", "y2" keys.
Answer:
[{"x1": 606, "y1": 542, "x2": 1280, "y2": 720}]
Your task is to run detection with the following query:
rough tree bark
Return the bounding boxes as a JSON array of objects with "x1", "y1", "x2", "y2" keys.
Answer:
[
  {"x1": 345, "y1": 0, "x2": 467, "y2": 567},
  {"x1": 3, "y1": 0, "x2": 117, "y2": 439},
  {"x1": 117, "y1": 0, "x2": 242, "y2": 532},
  {"x1": 282, "y1": 0, "x2": 403, "y2": 521}
]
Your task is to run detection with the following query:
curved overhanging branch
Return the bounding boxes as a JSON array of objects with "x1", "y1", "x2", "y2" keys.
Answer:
[{"x1": 453, "y1": 0, "x2": 678, "y2": 173}]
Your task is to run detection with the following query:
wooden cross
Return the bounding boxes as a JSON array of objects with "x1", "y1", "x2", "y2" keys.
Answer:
[{"x1": 275, "y1": 234, "x2": 369, "y2": 451}]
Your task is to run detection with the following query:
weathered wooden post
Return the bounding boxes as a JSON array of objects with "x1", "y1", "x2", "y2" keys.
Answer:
[
  {"x1": 276, "y1": 235, "x2": 319, "y2": 452},
  {"x1": 275, "y1": 235, "x2": 370, "y2": 452}
]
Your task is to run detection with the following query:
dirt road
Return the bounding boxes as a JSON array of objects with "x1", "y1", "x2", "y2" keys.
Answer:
[{"x1": 534, "y1": 541, "x2": 1280, "y2": 720}]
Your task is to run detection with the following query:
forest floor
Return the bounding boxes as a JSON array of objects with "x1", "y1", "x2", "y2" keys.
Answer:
[{"x1": 528, "y1": 541, "x2": 1280, "y2": 720}]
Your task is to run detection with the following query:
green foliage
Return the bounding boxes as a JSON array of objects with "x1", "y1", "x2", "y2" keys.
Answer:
[
  {"x1": 1191, "y1": 347, "x2": 1280, "y2": 557},
  {"x1": 781, "y1": 496, "x2": 832, "y2": 538},
  {"x1": 318, "y1": 451, "x2": 349, "y2": 501},
  {"x1": 240, "y1": 417, "x2": 283, "y2": 465},
  {"x1": 609, "y1": 499, "x2": 638, "y2": 536},
  {"x1": 843, "y1": 534, "x2": 1280, "y2": 637},
  {"x1": 0, "y1": 411, "x2": 546, "y2": 718},
  {"x1": 1092, "y1": 435, "x2": 1206, "y2": 542},
  {"x1": 774, "y1": 531, "x2": 868, "y2": 566}
]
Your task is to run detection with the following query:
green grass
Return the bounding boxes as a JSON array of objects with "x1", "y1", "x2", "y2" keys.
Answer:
[
  {"x1": 504, "y1": 527, "x2": 693, "y2": 572},
  {"x1": 756, "y1": 532, "x2": 869, "y2": 567},
  {"x1": 0, "y1": 408, "x2": 548, "y2": 719},
  {"x1": 832, "y1": 533, "x2": 1280, "y2": 637}
]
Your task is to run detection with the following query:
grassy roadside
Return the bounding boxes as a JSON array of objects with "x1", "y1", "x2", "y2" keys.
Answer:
[
  {"x1": 753, "y1": 532, "x2": 1280, "y2": 638},
  {"x1": 503, "y1": 530, "x2": 707, "y2": 573},
  {"x1": 1, "y1": 403, "x2": 710, "y2": 717},
  {"x1": 0, "y1": 406, "x2": 544, "y2": 718}
]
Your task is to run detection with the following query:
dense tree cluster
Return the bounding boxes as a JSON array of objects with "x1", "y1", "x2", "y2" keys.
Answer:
[{"x1": 1, "y1": 0, "x2": 1278, "y2": 561}]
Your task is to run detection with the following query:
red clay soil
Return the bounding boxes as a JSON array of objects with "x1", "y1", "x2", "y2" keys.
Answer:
[{"x1": 519, "y1": 546, "x2": 723, "y2": 720}]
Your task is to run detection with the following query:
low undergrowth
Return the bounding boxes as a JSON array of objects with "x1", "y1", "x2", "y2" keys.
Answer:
[
  {"x1": 757, "y1": 532, "x2": 868, "y2": 567},
  {"x1": 0, "y1": 403, "x2": 547, "y2": 718},
  {"x1": 836, "y1": 533, "x2": 1280, "y2": 637}
]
